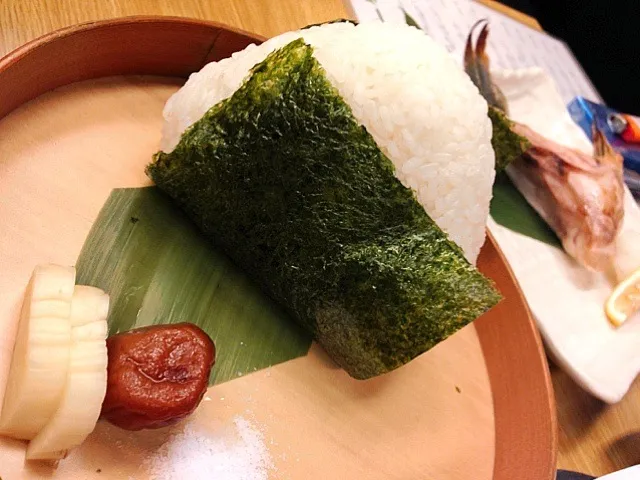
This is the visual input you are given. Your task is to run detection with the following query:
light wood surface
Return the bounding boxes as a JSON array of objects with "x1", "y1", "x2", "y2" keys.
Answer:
[
  {"x1": 0, "y1": 18, "x2": 555, "y2": 479},
  {"x1": 1, "y1": 72, "x2": 496, "y2": 480},
  {"x1": 0, "y1": 0, "x2": 629, "y2": 478},
  {"x1": 553, "y1": 365, "x2": 640, "y2": 476},
  {"x1": 0, "y1": 0, "x2": 539, "y2": 56}
]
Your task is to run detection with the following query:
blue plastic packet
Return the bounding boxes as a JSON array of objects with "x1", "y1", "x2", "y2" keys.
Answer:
[{"x1": 568, "y1": 97, "x2": 640, "y2": 197}]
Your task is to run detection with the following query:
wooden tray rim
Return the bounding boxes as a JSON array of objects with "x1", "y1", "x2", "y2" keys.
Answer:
[{"x1": 0, "y1": 15, "x2": 558, "y2": 480}]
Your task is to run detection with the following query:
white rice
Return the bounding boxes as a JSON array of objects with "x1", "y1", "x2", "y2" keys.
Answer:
[{"x1": 161, "y1": 22, "x2": 494, "y2": 264}]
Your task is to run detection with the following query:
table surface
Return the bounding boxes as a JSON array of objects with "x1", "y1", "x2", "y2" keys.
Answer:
[{"x1": 0, "y1": 0, "x2": 638, "y2": 477}]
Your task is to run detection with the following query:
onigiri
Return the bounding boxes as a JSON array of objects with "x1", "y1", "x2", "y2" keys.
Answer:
[{"x1": 160, "y1": 21, "x2": 495, "y2": 264}]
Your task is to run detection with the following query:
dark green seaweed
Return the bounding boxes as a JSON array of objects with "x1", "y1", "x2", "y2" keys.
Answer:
[
  {"x1": 303, "y1": 19, "x2": 357, "y2": 29},
  {"x1": 401, "y1": 8, "x2": 421, "y2": 29},
  {"x1": 148, "y1": 39, "x2": 500, "y2": 379},
  {"x1": 489, "y1": 106, "x2": 530, "y2": 171}
]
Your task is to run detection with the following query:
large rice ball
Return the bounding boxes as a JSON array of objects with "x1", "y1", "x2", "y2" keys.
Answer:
[{"x1": 161, "y1": 22, "x2": 494, "y2": 264}]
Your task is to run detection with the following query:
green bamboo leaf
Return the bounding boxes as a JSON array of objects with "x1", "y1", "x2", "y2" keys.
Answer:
[
  {"x1": 76, "y1": 187, "x2": 312, "y2": 385},
  {"x1": 490, "y1": 172, "x2": 561, "y2": 248}
]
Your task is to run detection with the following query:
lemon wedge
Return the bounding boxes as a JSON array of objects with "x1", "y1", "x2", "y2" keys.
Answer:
[{"x1": 606, "y1": 268, "x2": 640, "y2": 327}]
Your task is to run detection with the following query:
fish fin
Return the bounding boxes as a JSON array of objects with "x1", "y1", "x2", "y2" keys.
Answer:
[
  {"x1": 475, "y1": 22, "x2": 497, "y2": 109},
  {"x1": 592, "y1": 125, "x2": 623, "y2": 168},
  {"x1": 464, "y1": 21, "x2": 482, "y2": 88},
  {"x1": 476, "y1": 21, "x2": 490, "y2": 67},
  {"x1": 463, "y1": 19, "x2": 509, "y2": 112}
]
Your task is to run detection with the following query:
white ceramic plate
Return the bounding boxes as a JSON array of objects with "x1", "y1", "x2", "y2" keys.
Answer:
[
  {"x1": 487, "y1": 67, "x2": 640, "y2": 404},
  {"x1": 598, "y1": 465, "x2": 640, "y2": 480}
]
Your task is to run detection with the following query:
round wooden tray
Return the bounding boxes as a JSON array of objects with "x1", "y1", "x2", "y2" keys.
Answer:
[{"x1": 0, "y1": 17, "x2": 556, "y2": 480}]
